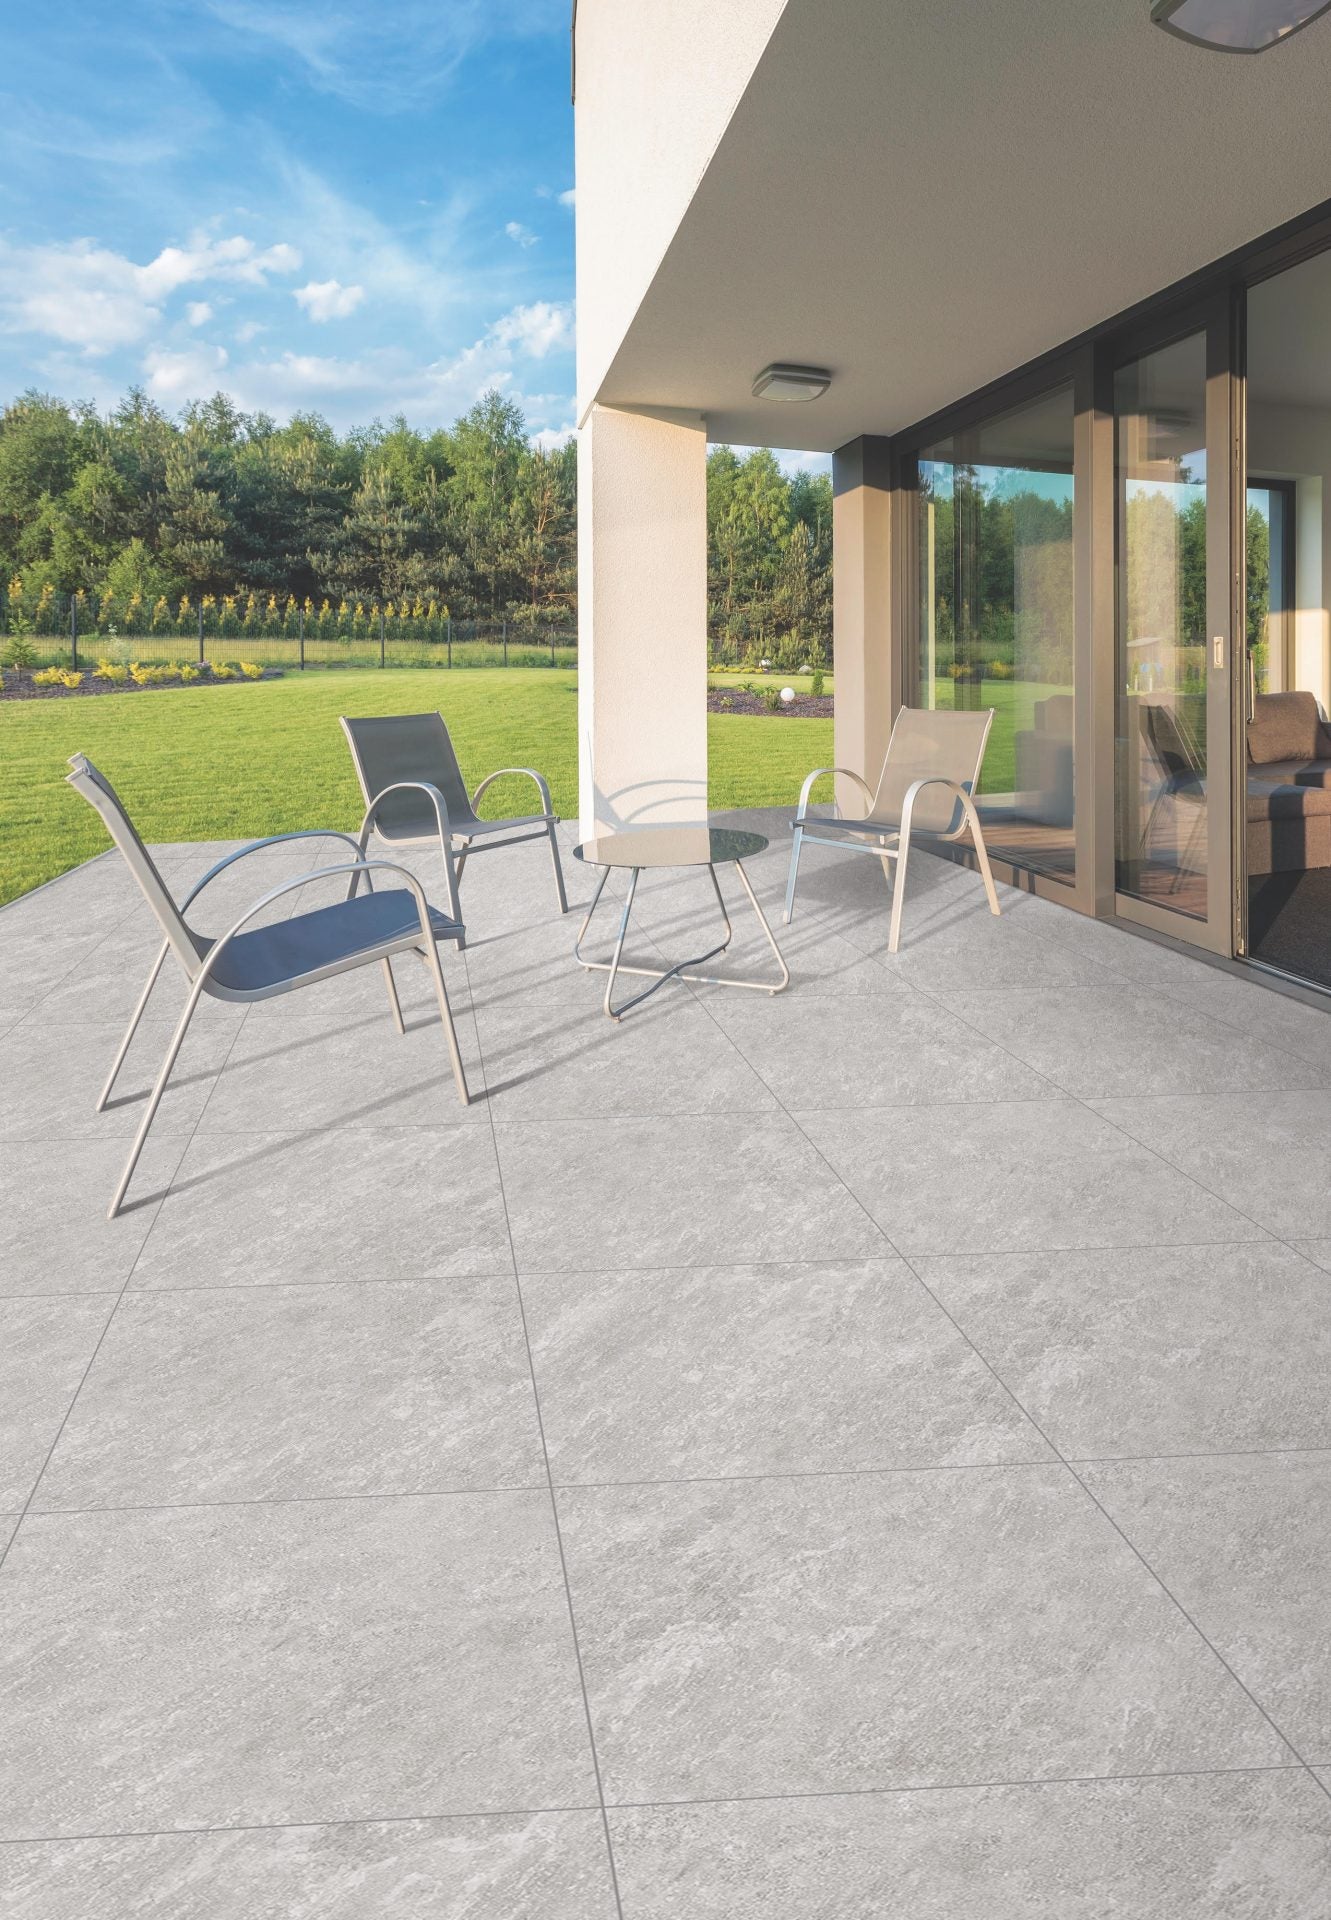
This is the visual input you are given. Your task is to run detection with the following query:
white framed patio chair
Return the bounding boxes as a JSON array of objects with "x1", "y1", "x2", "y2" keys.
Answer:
[
  {"x1": 784, "y1": 706, "x2": 1001, "y2": 952},
  {"x1": 341, "y1": 711, "x2": 568, "y2": 922},
  {"x1": 67, "y1": 754, "x2": 470, "y2": 1219}
]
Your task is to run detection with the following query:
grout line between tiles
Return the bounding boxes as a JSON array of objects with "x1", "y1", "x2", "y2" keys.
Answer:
[
  {"x1": 891, "y1": 1241, "x2": 1325, "y2": 1788},
  {"x1": 462, "y1": 929, "x2": 627, "y2": 1920},
  {"x1": 0, "y1": 1760, "x2": 1315, "y2": 1850}
]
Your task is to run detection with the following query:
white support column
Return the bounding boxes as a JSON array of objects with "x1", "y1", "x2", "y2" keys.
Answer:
[
  {"x1": 832, "y1": 436, "x2": 896, "y2": 811},
  {"x1": 578, "y1": 403, "x2": 709, "y2": 837}
]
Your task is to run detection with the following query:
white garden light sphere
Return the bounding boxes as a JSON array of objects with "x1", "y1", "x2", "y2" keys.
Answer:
[{"x1": 780, "y1": 686, "x2": 795, "y2": 705}]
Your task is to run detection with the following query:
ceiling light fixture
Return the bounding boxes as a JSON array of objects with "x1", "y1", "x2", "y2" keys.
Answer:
[
  {"x1": 1151, "y1": 0, "x2": 1331, "y2": 51},
  {"x1": 752, "y1": 363, "x2": 832, "y2": 403}
]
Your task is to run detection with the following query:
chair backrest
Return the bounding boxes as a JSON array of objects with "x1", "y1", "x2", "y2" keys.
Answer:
[
  {"x1": 869, "y1": 707, "x2": 994, "y2": 836},
  {"x1": 65, "y1": 756, "x2": 203, "y2": 975},
  {"x1": 340, "y1": 712, "x2": 473, "y2": 833}
]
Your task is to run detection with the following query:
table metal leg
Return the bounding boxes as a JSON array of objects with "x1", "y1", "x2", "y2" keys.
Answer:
[{"x1": 575, "y1": 859, "x2": 789, "y2": 1019}]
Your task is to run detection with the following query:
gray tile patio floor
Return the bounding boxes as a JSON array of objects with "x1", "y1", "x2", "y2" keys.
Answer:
[{"x1": 3, "y1": 809, "x2": 1331, "y2": 1915}]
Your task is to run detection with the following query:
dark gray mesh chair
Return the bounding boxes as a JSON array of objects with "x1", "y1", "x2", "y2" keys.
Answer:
[
  {"x1": 784, "y1": 706, "x2": 1001, "y2": 952},
  {"x1": 341, "y1": 711, "x2": 568, "y2": 919},
  {"x1": 67, "y1": 754, "x2": 470, "y2": 1219}
]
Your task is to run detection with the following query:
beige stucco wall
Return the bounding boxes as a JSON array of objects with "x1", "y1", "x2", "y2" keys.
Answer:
[
  {"x1": 574, "y1": 0, "x2": 788, "y2": 418},
  {"x1": 578, "y1": 404, "x2": 709, "y2": 836}
]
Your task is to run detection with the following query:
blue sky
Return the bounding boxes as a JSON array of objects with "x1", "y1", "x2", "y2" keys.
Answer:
[{"x1": 0, "y1": 0, "x2": 578, "y2": 442}]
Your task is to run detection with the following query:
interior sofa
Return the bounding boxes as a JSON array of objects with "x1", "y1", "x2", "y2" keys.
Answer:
[{"x1": 1246, "y1": 690, "x2": 1331, "y2": 875}]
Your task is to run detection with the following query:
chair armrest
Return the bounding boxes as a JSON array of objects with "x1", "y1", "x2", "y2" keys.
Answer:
[
  {"x1": 180, "y1": 830, "x2": 367, "y2": 911},
  {"x1": 898, "y1": 775, "x2": 975, "y2": 842},
  {"x1": 795, "y1": 766, "x2": 874, "y2": 823},
  {"x1": 470, "y1": 767, "x2": 557, "y2": 820},
  {"x1": 356, "y1": 781, "x2": 460, "y2": 921}
]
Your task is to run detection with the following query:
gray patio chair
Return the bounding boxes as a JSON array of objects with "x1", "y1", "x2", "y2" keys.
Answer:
[
  {"x1": 66, "y1": 754, "x2": 470, "y2": 1220},
  {"x1": 341, "y1": 711, "x2": 568, "y2": 920},
  {"x1": 784, "y1": 706, "x2": 1001, "y2": 952}
]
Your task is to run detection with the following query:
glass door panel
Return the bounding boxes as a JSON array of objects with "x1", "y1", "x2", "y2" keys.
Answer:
[
  {"x1": 1113, "y1": 311, "x2": 1233, "y2": 957},
  {"x1": 917, "y1": 384, "x2": 1076, "y2": 884},
  {"x1": 1114, "y1": 332, "x2": 1211, "y2": 919}
]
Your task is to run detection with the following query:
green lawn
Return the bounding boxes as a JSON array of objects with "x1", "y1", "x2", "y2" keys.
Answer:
[{"x1": 0, "y1": 669, "x2": 832, "y2": 905}]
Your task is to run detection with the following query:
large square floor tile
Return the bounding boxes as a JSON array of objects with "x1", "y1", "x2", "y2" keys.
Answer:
[
  {"x1": 475, "y1": 990, "x2": 776, "y2": 1120},
  {"x1": 0, "y1": 1296, "x2": 112, "y2": 1507},
  {"x1": 799, "y1": 1100, "x2": 1260, "y2": 1255},
  {"x1": 1, "y1": 1134, "x2": 189, "y2": 1296},
  {"x1": 495, "y1": 1114, "x2": 886, "y2": 1272},
  {"x1": 523, "y1": 1258, "x2": 1050, "y2": 1482},
  {"x1": 608, "y1": 1771, "x2": 1331, "y2": 1919},
  {"x1": 34, "y1": 1278, "x2": 544, "y2": 1509},
  {"x1": 937, "y1": 988, "x2": 1324, "y2": 1099},
  {"x1": 1082, "y1": 1452, "x2": 1331, "y2": 1760},
  {"x1": 0, "y1": 1016, "x2": 238, "y2": 1143},
  {"x1": 0, "y1": 1494, "x2": 595, "y2": 1837},
  {"x1": 558, "y1": 1467, "x2": 1288, "y2": 1803},
  {"x1": 195, "y1": 1008, "x2": 485, "y2": 1135},
  {"x1": 0, "y1": 1810, "x2": 617, "y2": 1920},
  {"x1": 1090, "y1": 1091, "x2": 1331, "y2": 1239},
  {"x1": 884, "y1": 916, "x2": 1124, "y2": 991},
  {"x1": 130, "y1": 1125, "x2": 513, "y2": 1286},
  {"x1": 918, "y1": 1243, "x2": 1331, "y2": 1458},
  {"x1": 706, "y1": 990, "x2": 1050, "y2": 1108}
]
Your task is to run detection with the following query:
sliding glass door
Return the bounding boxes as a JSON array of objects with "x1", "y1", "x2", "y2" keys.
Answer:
[
  {"x1": 1112, "y1": 306, "x2": 1236, "y2": 955},
  {"x1": 916, "y1": 384, "x2": 1077, "y2": 885}
]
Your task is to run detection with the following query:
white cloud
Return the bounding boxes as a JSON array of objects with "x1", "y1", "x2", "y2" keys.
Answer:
[
  {"x1": 192, "y1": 299, "x2": 574, "y2": 430},
  {"x1": 489, "y1": 300, "x2": 574, "y2": 359},
  {"x1": 202, "y1": 0, "x2": 561, "y2": 111},
  {"x1": 531, "y1": 423, "x2": 576, "y2": 452},
  {"x1": 235, "y1": 320, "x2": 266, "y2": 343},
  {"x1": 293, "y1": 278, "x2": 365, "y2": 322},
  {"x1": 558, "y1": 188, "x2": 576, "y2": 209},
  {"x1": 0, "y1": 232, "x2": 302, "y2": 354},
  {"x1": 143, "y1": 344, "x2": 229, "y2": 400},
  {"x1": 185, "y1": 301, "x2": 213, "y2": 326},
  {"x1": 504, "y1": 220, "x2": 537, "y2": 249}
]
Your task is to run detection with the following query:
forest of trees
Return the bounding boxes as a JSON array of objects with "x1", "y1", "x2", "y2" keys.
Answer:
[{"x1": 0, "y1": 386, "x2": 833, "y2": 663}]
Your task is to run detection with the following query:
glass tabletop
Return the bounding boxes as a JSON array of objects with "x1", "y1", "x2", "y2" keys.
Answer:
[{"x1": 573, "y1": 825, "x2": 769, "y2": 869}]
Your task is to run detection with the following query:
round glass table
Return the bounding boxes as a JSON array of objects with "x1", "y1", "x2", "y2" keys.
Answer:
[{"x1": 572, "y1": 824, "x2": 789, "y2": 1020}]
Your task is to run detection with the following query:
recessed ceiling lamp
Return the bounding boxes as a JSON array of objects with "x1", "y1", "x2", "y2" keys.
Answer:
[
  {"x1": 1151, "y1": 0, "x2": 1331, "y2": 51},
  {"x1": 752, "y1": 363, "x2": 832, "y2": 403}
]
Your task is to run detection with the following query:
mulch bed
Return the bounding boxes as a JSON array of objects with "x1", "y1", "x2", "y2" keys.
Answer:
[
  {"x1": 707, "y1": 689, "x2": 833, "y2": 718},
  {"x1": 0, "y1": 668, "x2": 279, "y2": 700}
]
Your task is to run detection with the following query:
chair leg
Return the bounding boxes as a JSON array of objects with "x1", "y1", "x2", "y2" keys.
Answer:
[
  {"x1": 548, "y1": 820, "x2": 569, "y2": 914},
  {"x1": 967, "y1": 806, "x2": 1002, "y2": 919},
  {"x1": 381, "y1": 957, "x2": 405, "y2": 1035},
  {"x1": 97, "y1": 939, "x2": 170, "y2": 1112},
  {"x1": 783, "y1": 824, "x2": 804, "y2": 924},
  {"x1": 108, "y1": 978, "x2": 205, "y2": 1219},
  {"x1": 887, "y1": 824, "x2": 913, "y2": 954},
  {"x1": 422, "y1": 939, "x2": 470, "y2": 1106}
]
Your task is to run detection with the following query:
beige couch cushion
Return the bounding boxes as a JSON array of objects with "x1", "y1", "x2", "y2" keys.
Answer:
[{"x1": 1247, "y1": 691, "x2": 1326, "y2": 764}]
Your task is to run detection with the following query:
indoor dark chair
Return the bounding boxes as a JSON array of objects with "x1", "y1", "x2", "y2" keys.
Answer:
[
  {"x1": 1140, "y1": 703, "x2": 1207, "y2": 893},
  {"x1": 67, "y1": 754, "x2": 470, "y2": 1219},
  {"x1": 341, "y1": 711, "x2": 568, "y2": 920}
]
